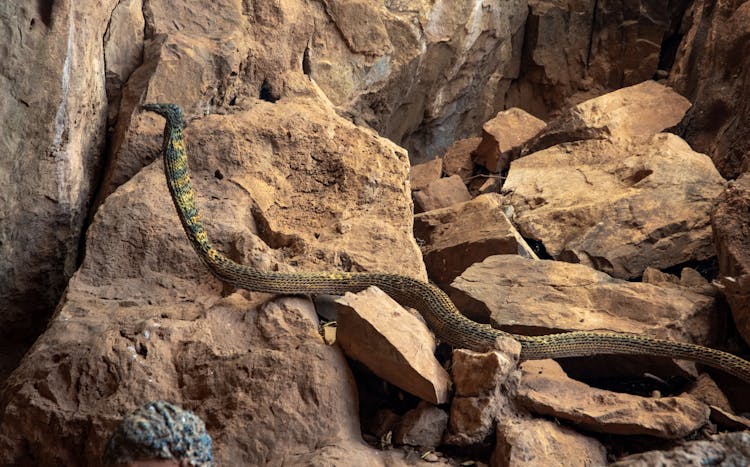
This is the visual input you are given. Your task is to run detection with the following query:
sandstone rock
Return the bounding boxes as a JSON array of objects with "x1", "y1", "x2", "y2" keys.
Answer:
[
  {"x1": 442, "y1": 138, "x2": 480, "y2": 182},
  {"x1": 450, "y1": 256, "x2": 718, "y2": 357},
  {"x1": 503, "y1": 134, "x2": 726, "y2": 279},
  {"x1": 473, "y1": 108, "x2": 546, "y2": 173},
  {"x1": 712, "y1": 174, "x2": 750, "y2": 346},
  {"x1": 103, "y1": 0, "x2": 145, "y2": 121},
  {"x1": 336, "y1": 287, "x2": 451, "y2": 405},
  {"x1": 525, "y1": 80, "x2": 691, "y2": 154},
  {"x1": 410, "y1": 158, "x2": 444, "y2": 192},
  {"x1": 517, "y1": 360, "x2": 710, "y2": 438},
  {"x1": 670, "y1": 0, "x2": 750, "y2": 178},
  {"x1": 710, "y1": 406, "x2": 750, "y2": 432},
  {"x1": 393, "y1": 402, "x2": 449, "y2": 448},
  {"x1": 492, "y1": 418, "x2": 607, "y2": 467},
  {"x1": 446, "y1": 349, "x2": 520, "y2": 446},
  {"x1": 687, "y1": 374, "x2": 733, "y2": 413},
  {"x1": 0, "y1": 0, "x2": 115, "y2": 376},
  {"x1": 610, "y1": 431, "x2": 750, "y2": 466},
  {"x1": 414, "y1": 194, "x2": 530, "y2": 286},
  {"x1": 0, "y1": 94, "x2": 426, "y2": 465},
  {"x1": 413, "y1": 175, "x2": 472, "y2": 213}
]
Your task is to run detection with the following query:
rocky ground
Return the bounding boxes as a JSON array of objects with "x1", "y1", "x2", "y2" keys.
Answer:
[{"x1": 1, "y1": 0, "x2": 750, "y2": 465}]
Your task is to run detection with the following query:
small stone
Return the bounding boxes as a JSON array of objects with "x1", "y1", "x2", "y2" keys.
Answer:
[
  {"x1": 413, "y1": 175, "x2": 472, "y2": 213},
  {"x1": 410, "y1": 158, "x2": 444, "y2": 191},
  {"x1": 492, "y1": 418, "x2": 607, "y2": 467},
  {"x1": 394, "y1": 402, "x2": 448, "y2": 448},
  {"x1": 422, "y1": 452, "x2": 440, "y2": 462},
  {"x1": 516, "y1": 360, "x2": 710, "y2": 438},
  {"x1": 473, "y1": 108, "x2": 546, "y2": 173},
  {"x1": 443, "y1": 137, "x2": 480, "y2": 182},
  {"x1": 335, "y1": 286, "x2": 451, "y2": 404}
]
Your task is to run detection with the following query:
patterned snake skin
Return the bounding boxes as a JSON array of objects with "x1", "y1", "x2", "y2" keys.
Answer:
[{"x1": 143, "y1": 103, "x2": 750, "y2": 384}]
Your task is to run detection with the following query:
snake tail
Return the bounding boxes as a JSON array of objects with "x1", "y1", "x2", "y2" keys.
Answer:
[{"x1": 143, "y1": 103, "x2": 750, "y2": 384}]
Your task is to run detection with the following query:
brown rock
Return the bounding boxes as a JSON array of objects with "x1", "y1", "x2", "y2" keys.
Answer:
[
  {"x1": 503, "y1": 134, "x2": 726, "y2": 279},
  {"x1": 443, "y1": 138, "x2": 480, "y2": 182},
  {"x1": 517, "y1": 360, "x2": 710, "y2": 438},
  {"x1": 336, "y1": 286, "x2": 451, "y2": 404},
  {"x1": 687, "y1": 374, "x2": 733, "y2": 413},
  {"x1": 670, "y1": 0, "x2": 750, "y2": 178},
  {"x1": 610, "y1": 431, "x2": 750, "y2": 466},
  {"x1": 0, "y1": 94, "x2": 426, "y2": 465},
  {"x1": 413, "y1": 175, "x2": 472, "y2": 213},
  {"x1": 103, "y1": 0, "x2": 145, "y2": 121},
  {"x1": 446, "y1": 349, "x2": 520, "y2": 446},
  {"x1": 473, "y1": 108, "x2": 546, "y2": 172},
  {"x1": 414, "y1": 194, "x2": 529, "y2": 286},
  {"x1": 712, "y1": 174, "x2": 750, "y2": 346},
  {"x1": 709, "y1": 406, "x2": 750, "y2": 432},
  {"x1": 525, "y1": 80, "x2": 691, "y2": 155},
  {"x1": 394, "y1": 402, "x2": 449, "y2": 448},
  {"x1": 410, "y1": 158, "x2": 444, "y2": 192},
  {"x1": 492, "y1": 418, "x2": 607, "y2": 467}
]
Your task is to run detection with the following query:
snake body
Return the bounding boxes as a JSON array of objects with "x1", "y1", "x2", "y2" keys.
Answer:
[{"x1": 143, "y1": 103, "x2": 750, "y2": 384}]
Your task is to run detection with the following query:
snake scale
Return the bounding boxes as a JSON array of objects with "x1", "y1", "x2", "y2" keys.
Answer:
[{"x1": 144, "y1": 103, "x2": 750, "y2": 384}]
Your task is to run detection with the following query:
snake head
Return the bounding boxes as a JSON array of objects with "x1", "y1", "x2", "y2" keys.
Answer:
[{"x1": 142, "y1": 103, "x2": 184, "y2": 128}]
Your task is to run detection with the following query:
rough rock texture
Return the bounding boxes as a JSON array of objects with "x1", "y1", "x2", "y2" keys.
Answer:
[
  {"x1": 670, "y1": 0, "x2": 750, "y2": 178},
  {"x1": 414, "y1": 194, "x2": 529, "y2": 286},
  {"x1": 393, "y1": 402, "x2": 449, "y2": 448},
  {"x1": 473, "y1": 108, "x2": 546, "y2": 173},
  {"x1": 525, "y1": 80, "x2": 691, "y2": 155},
  {"x1": 413, "y1": 175, "x2": 473, "y2": 213},
  {"x1": 442, "y1": 137, "x2": 479, "y2": 182},
  {"x1": 450, "y1": 255, "x2": 718, "y2": 350},
  {"x1": 410, "y1": 158, "x2": 444, "y2": 192},
  {"x1": 503, "y1": 134, "x2": 726, "y2": 279},
  {"x1": 492, "y1": 418, "x2": 608, "y2": 467},
  {"x1": 446, "y1": 348, "x2": 521, "y2": 446},
  {"x1": 687, "y1": 374, "x2": 733, "y2": 413},
  {"x1": 712, "y1": 174, "x2": 750, "y2": 346},
  {"x1": 610, "y1": 431, "x2": 750, "y2": 466},
  {"x1": 0, "y1": 94, "x2": 427, "y2": 465},
  {"x1": 0, "y1": 0, "x2": 115, "y2": 375},
  {"x1": 517, "y1": 360, "x2": 710, "y2": 438},
  {"x1": 336, "y1": 286, "x2": 451, "y2": 405}
]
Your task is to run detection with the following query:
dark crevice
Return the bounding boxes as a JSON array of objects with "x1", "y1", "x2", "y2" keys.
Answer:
[
  {"x1": 259, "y1": 79, "x2": 279, "y2": 103},
  {"x1": 585, "y1": 0, "x2": 599, "y2": 70},
  {"x1": 36, "y1": 0, "x2": 54, "y2": 28}
]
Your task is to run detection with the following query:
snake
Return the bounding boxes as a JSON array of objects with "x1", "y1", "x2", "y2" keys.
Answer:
[{"x1": 143, "y1": 103, "x2": 750, "y2": 384}]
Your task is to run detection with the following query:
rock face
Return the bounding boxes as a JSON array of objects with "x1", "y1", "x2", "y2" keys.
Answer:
[
  {"x1": 0, "y1": 0, "x2": 115, "y2": 376},
  {"x1": 517, "y1": 360, "x2": 710, "y2": 438},
  {"x1": 503, "y1": 134, "x2": 726, "y2": 279},
  {"x1": 335, "y1": 286, "x2": 451, "y2": 405},
  {"x1": 0, "y1": 93, "x2": 427, "y2": 465},
  {"x1": 414, "y1": 194, "x2": 530, "y2": 287},
  {"x1": 670, "y1": 0, "x2": 750, "y2": 178},
  {"x1": 493, "y1": 418, "x2": 608, "y2": 467},
  {"x1": 610, "y1": 431, "x2": 750, "y2": 466},
  {"x1": 473, "y1": 108, "x2": 546, "y2": 173},
  {"x1": 712, "y1": 174, "x2": 750, "y2": 346}
]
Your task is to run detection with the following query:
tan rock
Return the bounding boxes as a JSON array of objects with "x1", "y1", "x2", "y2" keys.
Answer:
[
  {"x1": 413, "y1": 175, "x2": 472, "y2": 213},
  {"x1": 517, "y1": 360, "x2": 710, "y2": 438},
  {"x1": 393, "y1": 402, "x2": 448, "y2": 448},
  {"x1": 712, "y1": 174, "x2": 750, "y2": 346},
  {"x1": 103, "y1": 0, "x2": 145, "y2": 121},
  {"x1": 503, "y1": 134, "x2": 726, "y2": 279},
  {"x1": 492, "y1": 418, "x2": 607, "y2": 467},
  {"x1": 473, "y1": 108, "x2": 546, "y2": 172},
  {"x1": 610, "y1": 431, "x2": 750, "y2": 466},
  {"x1": 686, "y1": 374, "x2": 733, "y2": 413},
  {"x1": 336, "y1": 286, "x2": 451, "y2": 404},
  {"x1": 414, "y1": 194, "x2": 528, "y2": 286},
  {"x1": 410, "y1": 158, "x2": 444, "y2": 192},
  {"x1": 452, "y1": 348, "x2": 520, "y2": 397},
  {"x1": 709, "y1": 406, "x2": 750, "y2": 432},
  {"x1": 442, "y1": 138, "x2": 480, "y2": 182},
  {"x1": 525, "y1": 80, "x2": 691, "y2": 154},
  {"x1": 670, "y1": 1, "x2": 750, "y2": 178}
]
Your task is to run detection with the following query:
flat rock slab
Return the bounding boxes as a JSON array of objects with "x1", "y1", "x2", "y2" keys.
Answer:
[
  {"x1": 473, "y1": 108, "x2": 546, "y2": 173},
  {"x1": 336, "y1": 286, "x2": 451, "y2": 404},
  {"x1": 517, "y1": 360, "x2": 710, "y2": 438},
  {"x1": 610, "y1": 431, "x2": 750, "y2": 466},
  {"x1": 413, "y1": 174, "x2": 473, "y2": 213},
  {"x1": 414, "y1": 193, "x2": 533, "y2": 286},
  {"x1": 449, "y1": 255, "x2": 717, "y2": 347},
  {"x1": 503, "y1": 133, "x2": 726, "y2": 279},
  {"x1": 493, "y1": 418, "x2": 607, "y2": 467},
  {"x1": 712, "y1": 173, "x2": 750, "y2": 346},
  {"x1": 525, "y1": 80, "x2": 691, "y2": 154}
]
